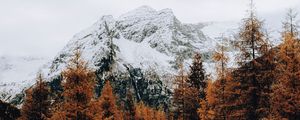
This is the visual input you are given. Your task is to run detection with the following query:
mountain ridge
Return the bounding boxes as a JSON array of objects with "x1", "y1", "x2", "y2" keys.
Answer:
[{"x1": 0, "y1": 6, "x2": 238, "y2": 104}]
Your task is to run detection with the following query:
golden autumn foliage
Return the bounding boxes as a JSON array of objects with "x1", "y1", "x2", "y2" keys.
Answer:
[
  {"x1": 19, "y1": 74, "x2": 51, "y2": 120},
  {"x1": 135, "y1": 102, "x2": 166, "y2": 120},
  {"x1": 269, "y1": 9, "x2": 300, "y2": 119},
  {"x1": 213, "y1": 40, "x2": 229, "y2": 79},
  {"x1": 198, "y1": 73, "x2": 243, "y2": 120},
  {"x1": 89, "y1": 80, "x2": 122, "y2": 120},
  {"x1": 50, "y1": 50, "x2": 95, "y2": 120},
  {"x1": 198, "y1": 80, "x2": 215, "y2": 120},
  {"x1": 232, "y1": 2, "x2": 272, "y2": 119},
  {"x1": 271, "y1": 32, "x2": 300, "y2": 119},
  {"x1": 198, "y1": 39, "x2": 232, "y2": 120},
  {"x1": 210, "y1": 39, "x2": 229, "y2": 119}
]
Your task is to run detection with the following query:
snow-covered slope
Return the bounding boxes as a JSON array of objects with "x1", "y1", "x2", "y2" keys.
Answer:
[
  {"x1": 41, "y1": 6, "x2": 214, "y2": 78},
  {"x1": 202, "y1": 21, "x2": 239, "y2": 39},
  {"x1": 0, "y1": 6, "x2": 240, "y2": 103},
  {"x1": 0, "y1": 55, "x2": 47, "y2": 101}
]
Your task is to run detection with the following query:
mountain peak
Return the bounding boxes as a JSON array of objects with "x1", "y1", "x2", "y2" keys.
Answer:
[
  {"x1": 134, "y1": 5, "x2": 156, "y2": 12},
  {"x1": 159, "y1": 8, "x2": 174, "y2": 15},
  {"x1": 118, "y1": 6, "x2": 176, "y2": 21},
  {"x1": 118, "y1": 5, "x2": 157, "y2": 19}
]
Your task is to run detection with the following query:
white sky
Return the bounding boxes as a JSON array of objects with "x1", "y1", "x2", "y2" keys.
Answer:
[{"x1": 0, "y1": 0, "x2": 299, "y2": 58}]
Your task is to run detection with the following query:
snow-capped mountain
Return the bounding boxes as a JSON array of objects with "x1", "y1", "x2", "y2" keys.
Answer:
[
  {"x1": 0, "y1": 6, "x2": 239, "y2": 103},
  {"x1": 39, "y1": 6, "x2": 216, "y2": 81}
]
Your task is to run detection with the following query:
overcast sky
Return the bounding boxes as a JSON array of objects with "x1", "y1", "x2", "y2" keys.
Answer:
[{"x1": 0, "y1": 0, "x2": 300, "y2": 58}]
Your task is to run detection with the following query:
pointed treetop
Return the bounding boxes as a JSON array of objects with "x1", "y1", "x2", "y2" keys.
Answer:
[
  {"x1": 68, "y1": 48, "x2": 87, "y2": 69},
  {"x1": 36, "y1": 72, "x2": 44, "y2": 84},
  {"x1": 286, "y1": 8, "x2": 298, "y2": 20},
  {"x1": 248, "y1": 0, "x2": 256, "y2": 18},
  {"x1": 250, "y1": 0, "x2": 254, "y2": 10},
  {"x1": 283, "y1": 8, "x2": 299, "y2": 38}
]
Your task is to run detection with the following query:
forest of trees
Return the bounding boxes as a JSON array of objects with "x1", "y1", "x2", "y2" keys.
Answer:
[{"x1": 1, "y1": 1, "x2": 300, "y2": 120}]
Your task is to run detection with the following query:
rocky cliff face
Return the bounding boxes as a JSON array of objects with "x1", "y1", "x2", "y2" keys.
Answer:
[{"x1": 43, "y1": 6, "x2": 213, "y2": 79}]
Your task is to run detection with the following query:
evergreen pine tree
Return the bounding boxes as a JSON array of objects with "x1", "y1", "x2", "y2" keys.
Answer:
[
  {"x1": 187, "y1": 53, "x2": 207, "y2": 119},
  {"x1": 173, "y1": 63, "x2": 200, "y2": 120},
  {"x1": 0, "y1": 100, "x2": 20, "y2": 120},
  {"x1": 123, "y1": 91, "x2": 136, "y2": 120},
  {"x1": 187, "y1": 53, "x2": 206, "y2": 99}
]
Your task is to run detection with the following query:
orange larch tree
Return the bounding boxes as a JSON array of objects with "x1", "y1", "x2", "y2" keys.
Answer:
[
  {"x1": 19, "y1": 73, "x2": 51, "y2": 120},
  {"x1": 198, "y1": 79, "x2": 216, "y2": 120},
  {"x1": 233, "y1": 1, "x2": 270, "y2": 119},
  {"x1": 271, "y1": 9, "x2": 300, "y2": 119},
  {"x1": 254, "y1": 31, "x2": 276, "y2": 119},
  {"x1": 90, "y1": 80, "x2": 122, "y2": 120},
  {"x1": 50, "y1": 50, "x2": 95, "y2": 120},
  {"x1": 203, "y1": 38, "x2": 230, "y2": 120},
  {"x1": 135, "y1": 102, "x2": 166, "y2": 120}
]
